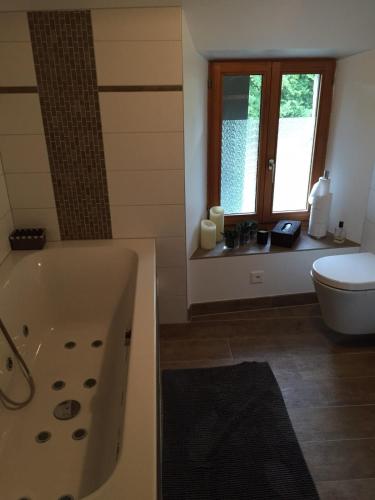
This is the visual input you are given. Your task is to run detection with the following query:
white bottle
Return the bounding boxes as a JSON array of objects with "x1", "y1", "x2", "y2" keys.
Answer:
[
  {"x1": 333, "y1": 221, "x2": 346, "y2": 244},
  {"x1": 308, "y1": 170, "x2": 332, "y2": 239}
]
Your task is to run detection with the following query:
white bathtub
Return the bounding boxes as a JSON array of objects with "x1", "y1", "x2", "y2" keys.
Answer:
[{"x1": 0, "y1": 239, "x2": 157, "y2": 500}]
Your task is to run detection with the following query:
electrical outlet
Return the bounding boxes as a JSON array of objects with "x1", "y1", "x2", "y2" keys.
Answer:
[{"x1": 250, "y1": 270, "x2": 264, "y2": 284}]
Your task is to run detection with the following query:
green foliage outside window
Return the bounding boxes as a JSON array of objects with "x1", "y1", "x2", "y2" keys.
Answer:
[{"x1": 248, "y1": 73, "x2": 316, "y2": 119}]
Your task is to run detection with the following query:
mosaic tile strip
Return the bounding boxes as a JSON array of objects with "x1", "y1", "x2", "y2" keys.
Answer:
[{"x1": 28, "y1": 10, "x2": 112, "y2": 240}]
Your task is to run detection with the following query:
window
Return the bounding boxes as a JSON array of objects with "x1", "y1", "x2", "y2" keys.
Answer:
[{"x1": 207, "y1": 59, "x2": 336, "y2": 224}]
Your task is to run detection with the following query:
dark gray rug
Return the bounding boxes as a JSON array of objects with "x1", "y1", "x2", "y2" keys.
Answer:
[{"x1": 162, "y1": 362, "x2": 319, "y2": 500}]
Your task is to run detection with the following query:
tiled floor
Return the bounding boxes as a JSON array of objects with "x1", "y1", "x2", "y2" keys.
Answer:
[{"x1": 160, "y1": 303, "x2": 375, "y2": 500}]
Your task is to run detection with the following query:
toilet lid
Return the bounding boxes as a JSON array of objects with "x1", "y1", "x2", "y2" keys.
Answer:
[{"x1": 312, "y1": 252, "x2": 375, "y2": 291}]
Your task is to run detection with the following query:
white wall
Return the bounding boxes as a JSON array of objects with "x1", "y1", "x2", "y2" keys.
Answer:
[
  {"x1": 0, "y1": 12, "x2": 60, "y2": 241},
  {"x1": 182, "y1": 12, "x2": 208, "y2": 305},
  {"x1": 1, "y1": 1, "x2": 375, "y2": 59},
  {"x1": 326, "y1": 49, "x2": 375, "y2": 243},
  {"x1": 362, "y1": 165, "x2": 375, "y2": 252},
  {"x1": 92, "y1": 7, "x2": 187, "y2": 323},
  {"x1": 190, "y1": 246, "x2": 358, "y2": 304}
]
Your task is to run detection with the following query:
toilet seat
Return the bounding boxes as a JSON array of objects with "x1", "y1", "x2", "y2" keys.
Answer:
[{"x1": 312, "y1": 252, "x2": 375, "y2": 291}]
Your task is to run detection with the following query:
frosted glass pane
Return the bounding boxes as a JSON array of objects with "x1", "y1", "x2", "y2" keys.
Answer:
[
  {"x1": 272, "y1": 73, "x2": 320, "y2": 213},
  {"x1": 220, "y1": 75, "x2": 262, "y2": 215}
]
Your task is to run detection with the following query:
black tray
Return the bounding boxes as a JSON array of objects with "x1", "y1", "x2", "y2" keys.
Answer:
[{"x1": 9, "y1": 228, "x2": 46, "y2": 250}]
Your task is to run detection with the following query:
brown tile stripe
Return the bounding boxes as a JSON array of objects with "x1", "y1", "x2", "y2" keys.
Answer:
[
  {"x1": 0, "y1": 85, "x2": 182, "y2": 93},
  {"x1": 28, "y1": 10, "x2": 112, "y2": 240},
  {"x1": 98, "y1": 85, "x2": 183, "y2": 92},
  {"x1": 0, "y1": 86, "x2": 38, "y2": 93}
]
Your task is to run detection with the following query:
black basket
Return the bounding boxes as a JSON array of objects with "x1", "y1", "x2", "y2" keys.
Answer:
[{"x1": 9, "y1": 228, "x2": 46, "y2": 250}]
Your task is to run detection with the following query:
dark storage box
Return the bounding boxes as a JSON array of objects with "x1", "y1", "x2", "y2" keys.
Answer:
[
  {"x1": 271, "y1": 220, "x2": 301, "y2": 248},
  {"x1": 9, "y1": 228, "x2": 46, "y2": 250}
]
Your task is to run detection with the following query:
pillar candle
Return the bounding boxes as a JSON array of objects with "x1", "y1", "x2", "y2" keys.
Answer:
[
  {"x1": 209, "y1": 206, "x2": 224, "y2": 242},
  {"x1": 200, "y1": 220, "x2": 216, "y2": 250}
]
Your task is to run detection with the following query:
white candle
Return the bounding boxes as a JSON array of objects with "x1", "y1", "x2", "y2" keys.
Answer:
[
  {"x1": 209, "y1": 206, "x2": 224, "y2": 242},
  {"x1": 200, "y1": 219, "x2": 216, "y2": 250}
]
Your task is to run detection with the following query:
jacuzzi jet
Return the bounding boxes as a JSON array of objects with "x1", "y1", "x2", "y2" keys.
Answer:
[
  {"x1": 53, "y1": 400, "x2": 81, "y2": 420},
  {"x1": 83, "y1": 378, "x2": 96, "y2": 388},
  {"x1": 58, "y1": 495, "x2": 75, "y2": 500},
  {"x1": 72, "y1": 428, "x2": 88, "y2": 440},
  {"x1": 52, "y1": 380, "x2": 66, "y2": 391},
  {"x1": 22, "y1": 325, "x2": 29, "y2": 337},
  {"x1": 91, "y1": 340, "x2": 103, "y2": 348},
  {"x1": 64, "y1": 341, "x2": 76, "y2": 349},
  {"x1": 35, "y1": 431, "x2": 51, "y2": 443}
]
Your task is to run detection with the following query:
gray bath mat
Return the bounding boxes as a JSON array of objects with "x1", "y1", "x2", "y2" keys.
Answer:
[{"x1": 162, "y1": 361, "x2": 319, "y2": 500}]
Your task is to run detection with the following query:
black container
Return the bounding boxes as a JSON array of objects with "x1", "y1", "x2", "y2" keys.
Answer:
[
  {"x1": 257, "y1": 230, "x2": 269, "y2": 245},
  {"x1": 271, "y1": 220, "x2": 301, "y2": 248},
  {"x1": 9, "y1": 228, "x2": 46, "y2": 250}
]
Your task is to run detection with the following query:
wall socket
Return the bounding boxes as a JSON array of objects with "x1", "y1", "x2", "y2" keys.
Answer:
[{"x1": 250, "y1": 270, "x2": 264, "y2": 284}]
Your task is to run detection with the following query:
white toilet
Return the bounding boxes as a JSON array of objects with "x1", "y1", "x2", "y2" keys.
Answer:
[{"x1": 311, "y1": 252, "x2": 375, "y2": 335}]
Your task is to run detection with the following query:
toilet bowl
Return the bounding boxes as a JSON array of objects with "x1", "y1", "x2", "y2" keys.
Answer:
[{"x1": 311, "y1": 252, "x2": 375, "y2": 335}]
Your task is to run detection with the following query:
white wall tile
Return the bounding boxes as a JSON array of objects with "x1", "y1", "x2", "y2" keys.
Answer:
[
  {"x1": 157, "y1": 266, "x2": 187, "y2": 296},
  {"x1": 0, "y1": 43, "x2": 36, "y2": 86},
  {"x1": 6, "y1": 173, "x2": 55, "y2": 209},
  {"x1": 367, "y1": 188, "x2": 375, "y2": 224},
  {"x1": 92, "y1": 7, "x2": 181, "y2": 41},
  {"x1": 108, "y1": 170, "x2": 184, "y2": 206},
  {"x1": 0, "y1": 13, "x2": 30, "y2": 42},
  {"x1": 0, "y1": 135, "x2": 50, "y2": 173},
  {"x1": 100, "y1": 91, "x2": 183, "y2": 133},
  {"x1": 111, "y1": 205, "x2": 184, "y2": 238},
  {"x1": 0, "y1": 174, "x2": 10, "y2": 219},
  {"x1": 0, "y1": 211, "x2": 13, "y2": 265},
  {"x1": 12, "y1": 208, "x2": 60, "y2": 241},
  {"x1": 103, "y1": 132, "x2": 183, "y2": 171},
  {"x1": 0, "y1": 94, "x2": 43, "y2": 135},
  {"x1": 158, "y1": 294, "x2": 187, "y2": 324},
  {"x1": 156, "y1": 237, "x2": 186, "y2": 268},
  {"x1": 95, "y1": 41, "x2": 182, "y2": 86}
]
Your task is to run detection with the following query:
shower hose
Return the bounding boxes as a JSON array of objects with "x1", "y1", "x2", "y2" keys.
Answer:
[{"x1": 0, "y1": 318, "x2": 35, "y2": 410}]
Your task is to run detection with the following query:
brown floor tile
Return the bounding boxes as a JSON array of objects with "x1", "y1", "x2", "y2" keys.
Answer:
[
  {"x1": 317, "y1": 478, "x2": 375, "y2": 500},
  {"x1": 283, "y1": 377, "x2": 375, "y2": 408},
  {"x1": 302, "y1": 438, "x2": 375, "y2": 482},
  {"x1": 289, "y1": 406, "x2": 375, "y2": 442},
  {"x1": 293, "y1": 352, "x2": 375, "y2": 380},
  {"x1": 161, "y1": 358, "x2": 237, "y2": 370},
  {"x1": 160, "y1": 338, "x2": 232, "y2": 363}
]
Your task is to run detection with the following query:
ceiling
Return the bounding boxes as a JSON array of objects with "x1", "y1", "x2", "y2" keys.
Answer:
[{"x1": 0, "y1": 0, "x2": 374, "y2": 59}]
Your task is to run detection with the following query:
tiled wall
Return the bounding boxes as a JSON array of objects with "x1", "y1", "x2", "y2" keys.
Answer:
[
  {"x1": 92, "y1": 8, "x2": 187, "y2": 323},
  {"x1": 0, "y1": 12, "x2": 60, "y2": 241},
  {"x1": 0, "y1": 157, "x2": 13, "y2": 264},
  {"x1": 28, "y1": 10, "x2": 112, "y2": 240},
  {"x1": 0, "y1": 8, "x2": 187, "y2": 323}
]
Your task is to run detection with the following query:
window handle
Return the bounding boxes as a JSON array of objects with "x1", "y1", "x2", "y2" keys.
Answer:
[{"x1": 268, "y1": 158, "x2": 276, "y2": 184}]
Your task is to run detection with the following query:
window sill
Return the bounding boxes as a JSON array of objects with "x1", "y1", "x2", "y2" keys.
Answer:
[{"x1": 191, "y1": 230, "x2": 359, "y2": 260}]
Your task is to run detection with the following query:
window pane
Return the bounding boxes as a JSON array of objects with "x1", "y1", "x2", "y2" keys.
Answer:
[
  {"x1": 220, "y1": 74, "x2": 262, "y2": 214},
  {"x1": 272, "y1": 73, "x2": 320, "y2": 213}
]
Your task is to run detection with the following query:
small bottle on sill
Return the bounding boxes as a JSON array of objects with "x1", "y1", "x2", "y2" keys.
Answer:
[{"x1": 333, "y1": 221, "x2": 346, "y2": 244}]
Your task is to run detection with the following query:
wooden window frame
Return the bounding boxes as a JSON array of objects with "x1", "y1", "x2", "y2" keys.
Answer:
[{"x1": 207, "y1": 58, "x2": 336, "y2": 226}]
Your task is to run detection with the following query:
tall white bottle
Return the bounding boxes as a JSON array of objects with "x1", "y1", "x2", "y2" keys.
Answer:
[{"x1": 308, "y1": 171, "x2": 332, "y2": 239}]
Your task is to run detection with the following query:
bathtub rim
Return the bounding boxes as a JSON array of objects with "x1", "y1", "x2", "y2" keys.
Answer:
[{"x1": 0, "y1": 238, "x2": 157, "y2": 500}]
